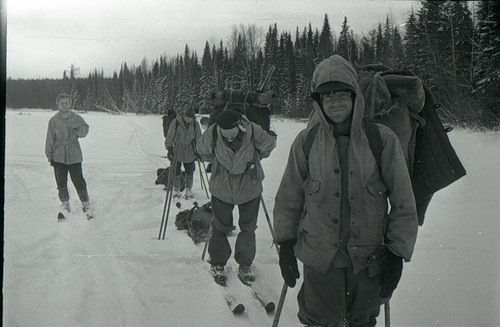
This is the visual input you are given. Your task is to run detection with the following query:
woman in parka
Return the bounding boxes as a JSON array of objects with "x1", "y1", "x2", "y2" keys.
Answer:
[
  {"x1": 196, "y1": 110, "x2": 276, "y2": 285},
  {"x1": 273, "y1": 55, "x2": 418, "y2": 326},
  {"x1": 45, "y1": 93, "x2": 92, "y2": 219},
  {"x1": 165, "y1": 108, "x2": 202, "y2": 199}
]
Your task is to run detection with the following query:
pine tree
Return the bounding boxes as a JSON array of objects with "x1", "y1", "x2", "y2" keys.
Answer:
[
  {"x1": 404, "y1": 8, "x2": 419, "y2": 72},
  {"x1": 375, "y1": 23, "x2": 384, "y2": 63},
  {"x1": 318, "y1": 14, "x2": 334, "y2": 60},
  {"x1": 474, "y1": 0, "x2": 500, "y2": 119},
  {"x1": 338, "y1": 17, "x2": 350, "y2": 60}
]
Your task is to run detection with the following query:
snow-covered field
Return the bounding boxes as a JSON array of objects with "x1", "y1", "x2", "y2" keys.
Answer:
[{"x1": 3, "y1": 109, "x2": 500, "y2": 327}]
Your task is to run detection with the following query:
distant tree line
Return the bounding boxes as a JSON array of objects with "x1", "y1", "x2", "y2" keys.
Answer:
[{"x1": 6, "y1": 0, "x2": 500, "y2": 129}]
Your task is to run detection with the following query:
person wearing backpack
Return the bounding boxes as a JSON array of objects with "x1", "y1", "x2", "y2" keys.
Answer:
[
  {"x1": 45, "y1": 93, "x2": 92, "y2": 219},
  {"x1": 165, "y1": 107, "x2": 202, "y2": 199},
  {"x1": 162, "y1": 108, "x2": 177, "y2": 138},
  {"x1": 196, "y1": 110, "x2": 276, "y2": 285},
  {"x1": 273, "y1": 54, "x2": 418, "y2": 327}
]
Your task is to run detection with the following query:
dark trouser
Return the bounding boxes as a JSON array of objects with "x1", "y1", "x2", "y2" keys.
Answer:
[
  {"x1": 174, "y1": 161, "x2": 195, "y2": 189},
  {"x1": 53, "y1": 162, "x2": 89, "y2": 203},
  {"x1": 208, "y1": 195, "x2": 260, "y2": 266},
  {"x1": 298, "y1": 264, "x2": 382, "y2": 327}
]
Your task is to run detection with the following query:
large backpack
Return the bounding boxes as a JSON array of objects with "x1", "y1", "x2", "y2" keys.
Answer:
[
  {"x1": 175, "y1": 202, "x2": 212, "y2": 243},
  {"x1": 303, "y1": 66, "x2": 466, "y2": 225},
  {"x1": 209, "y1": 90, "x2": 273, "y2": 132}
]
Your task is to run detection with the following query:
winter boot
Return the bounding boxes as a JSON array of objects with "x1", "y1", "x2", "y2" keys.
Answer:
[
  {"x1": 184, "y1": 188, "x2": 194, "y2": 199},
  {"x1": 184, "y1": 173, "x2": 194, "y2": 199},
  {"x1": 173, "y1": 187, "x2": 182, "y2": 198},
  {"x1": 238, "y1": 265, "x2": 255, "y2": 284},
  {"x1": 210, "y1": 264, "x2": 226, "y2": 286},
  {"x1": 58, "y1": 201, "x2": 71, "y2": 220},
  {"x1": 82, "y1": 201, "x2": 94, "y2": 220}
]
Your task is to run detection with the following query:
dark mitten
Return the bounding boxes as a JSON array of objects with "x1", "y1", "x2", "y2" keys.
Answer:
[
  {"x1": 278, "y1": 239, "x2": 300, "y2": 288},
  {"x1": 49, "y1": 160, "x2": 55, "y2": 167},
  {"x1": 167, "y1": 147, "x2": 175, "y2": 161},
  {"x1": 379, "y1": 251, "x2": 403, "y2": 298}
]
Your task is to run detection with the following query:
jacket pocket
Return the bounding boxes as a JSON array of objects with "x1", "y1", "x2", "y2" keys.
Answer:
[
  {"x1": 303, "y1": 179, "x2": 321, "y2": 195},
  {"x1": 366, "y1": 178, "x2": 388, "y2": 197}
]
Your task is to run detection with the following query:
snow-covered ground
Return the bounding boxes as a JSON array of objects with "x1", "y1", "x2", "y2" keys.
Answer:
[{"x1": 3, "y1": 109, "x2": 499, "y2": 327}]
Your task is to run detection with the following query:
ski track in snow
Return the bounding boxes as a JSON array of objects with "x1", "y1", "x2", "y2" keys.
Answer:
[{"x1": 4, "y1": 109, "x2": 500, "y2": 327}]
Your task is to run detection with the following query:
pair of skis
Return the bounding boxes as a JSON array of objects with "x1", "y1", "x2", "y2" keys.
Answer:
[
  {"x1": 214, "y1": 269, "x2": 275, "y2": 315},
  {"x1": 58, "y1": 209, "x2": 94, "y2": 222}
]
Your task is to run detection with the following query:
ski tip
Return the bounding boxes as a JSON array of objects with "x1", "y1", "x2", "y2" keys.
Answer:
[
  {"x1": 233, "y1": 304, "x2": 245, "y2": 314},
  {"x1": 214, "y1": 279, "x2": 227, "y2": 287},
  {"x1": 265, "y1": 302, "x2": 276, "y2": 313}
]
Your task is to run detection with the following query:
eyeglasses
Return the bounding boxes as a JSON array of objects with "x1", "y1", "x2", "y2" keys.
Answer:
[{"x1": 320, "y1": 91, "x2": 351, "y2": 99}]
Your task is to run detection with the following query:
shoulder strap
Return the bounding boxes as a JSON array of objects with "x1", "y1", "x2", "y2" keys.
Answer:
[
  {"x1": 364, "y1": 120, "x2": 383, "y2": 170},
  {"x1": 302, "y1": 123, "x2": 321, "y2": 160}
]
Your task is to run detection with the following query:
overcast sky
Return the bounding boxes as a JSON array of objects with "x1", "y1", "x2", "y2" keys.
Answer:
[{"x1": 7, "y1": 0, "x2": 419, "y2": 79}]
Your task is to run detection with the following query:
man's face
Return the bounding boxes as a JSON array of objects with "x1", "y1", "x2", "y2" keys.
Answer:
[
  {"x1": 321, "y1": 91, "x2": 353, "y2": 123},
  {"x1": 219, "y1": 126, "x2": 239, "y2": 143},
  {"x1": 57, "y1": 98, "x2": 71, "y2": 112}
]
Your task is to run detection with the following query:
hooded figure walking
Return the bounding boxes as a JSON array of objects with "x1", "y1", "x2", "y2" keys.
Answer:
[
  {"x1": 197, "y1": 110, "x2": 276, "y2": 284},
  {"x1": 45, "y1": 93, "x2": 92, "y2": 220},
  {"x1": 165, "y1": 108, "x2": 202, "y2": 199},
  {"x1": 273, "y1": 55, "x2": 418, "y2": 326}
]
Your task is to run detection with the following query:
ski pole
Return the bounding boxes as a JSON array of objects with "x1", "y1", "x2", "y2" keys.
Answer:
[
  {"x1": 272, "y1": 282, "x2": 288, "y2": 327},
  {"x1": 160, "y1": 141, "x2": 180, "y2": 240},
  {"x1": 197, "y1": 160, "x2": 210, "y2": 199},
  {"x1": 259, "y1": 195, "x2": 289, "y2": 327},
  {"x1": 201, "y1": 222, "x2": 213, "y2": 261},
  {"x1": 161, "y1": 160, "x2": 177, "y2": 240},
  {"x1": 260, "y1": 195, "x2": 276, "y2": 241},
  {"x1": 158, "y1": 154, "x2": 177, "y2": 239},
  {"x1": 385, "y1": 300, "x2": 390, "y2": 327},
  {"x1": 201, "y1": 161, "x2": 210, "y2": 186},
  {"x1": 197, "y1": 160, "x2": 206, "y2": 192}
]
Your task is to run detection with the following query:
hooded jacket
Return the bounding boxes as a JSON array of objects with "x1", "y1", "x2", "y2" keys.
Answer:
[
  {"x1": 273, "y1": 55, "x2": 418, "y2": 274},
  {"x1": 196, "y1": 118, "x2": 276, "y2": 204},
  {"x1": 45, "y1": 111, "x2": 89, "y2": 165},
  {"x1": 165, "y1": 115, "x2": 202, "y2": 163}
]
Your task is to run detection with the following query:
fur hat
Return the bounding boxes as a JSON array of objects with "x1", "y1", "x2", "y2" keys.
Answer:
[
  {"x1": 311, "y1": 81, "x2": 355, "y2": 103},
  {"x1": 215, "y1": 110, "x2": 242, "y2": 129},
  {"x1": 315, "y1": 81, "x2": 354, "y2": 94}
]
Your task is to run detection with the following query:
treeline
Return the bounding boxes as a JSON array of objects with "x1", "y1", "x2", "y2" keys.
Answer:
[{"x1": 6, "y1": 0, "x2": 500, "y2": 128}]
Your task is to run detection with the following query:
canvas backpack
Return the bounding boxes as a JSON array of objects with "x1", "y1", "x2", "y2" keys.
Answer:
[
  {"x1": 303, "y1": 66, "x2": 466, "y2": 225},
  {"x1": 155, "y1": 167, "x2": 186, "y2": 191},
  {"x1": 175, "y1": 202, "x2": 212, "y2": 243},
  {"x1": 187, "y1": 202, "x2": 213, "y2": 244},
  {"x1": 209, "y1": 89, "x2": 274, "y2": 132}
]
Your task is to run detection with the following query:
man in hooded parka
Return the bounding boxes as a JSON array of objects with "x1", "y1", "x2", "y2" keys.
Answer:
[
  {"x1": 273, "y1": 55, "x2": 418, "y2": 326},
  {"x1": 165, "y1": 108, "x2": 202, "y2": 199},
  {"x1": 197, "y1": 110, "x2": 276, "y2": 284}
]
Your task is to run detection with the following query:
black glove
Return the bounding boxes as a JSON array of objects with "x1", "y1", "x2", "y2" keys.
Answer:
[
  {"x1": 167, "y1": 146, "x2": 174, "y2": 161},
  {"x1": 49, "y1": 160, "x2": 55, "y2": 167},
  {"x1": 278, "y1": 239, "x2": 300, "y2": 288},
  {"x1": 379, "y1": 250, "x2": 403, "y2": 299}
]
